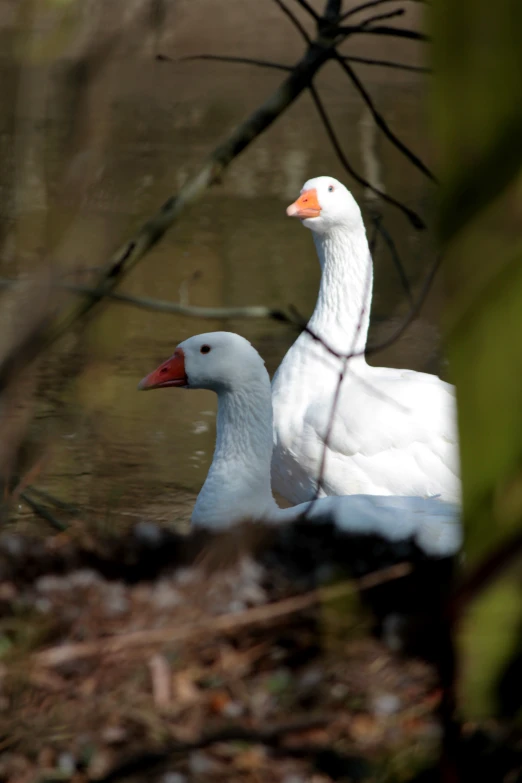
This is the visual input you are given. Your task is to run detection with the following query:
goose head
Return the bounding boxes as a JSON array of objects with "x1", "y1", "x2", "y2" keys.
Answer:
[
  {"x1": 286, "y1": 176, "x2": 362, "y2": 234},
  {"x1": 138, "y1": 331, "x2": 267, "y2": 394}
]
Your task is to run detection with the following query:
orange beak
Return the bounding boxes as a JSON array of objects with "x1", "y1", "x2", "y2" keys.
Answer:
[
  {"x1": 138, "y1": 348, "x2": 188, "y2": 390},
  {"x1": 286, "y1": 188, "x2": 321, "y2": 219}
]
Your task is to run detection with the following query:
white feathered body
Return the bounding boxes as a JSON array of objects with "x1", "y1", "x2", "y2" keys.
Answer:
[
  {"x1": 272, "y1": 338, "x2": 460, "y2": 504},
  {"x1": 271, "y1": 176, "x2": 461, "y2": 506}
]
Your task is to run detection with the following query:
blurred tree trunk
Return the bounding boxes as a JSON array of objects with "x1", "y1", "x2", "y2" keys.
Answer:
[{"x1": 433, "y1": 0, "x2": 522, "y2": 720}]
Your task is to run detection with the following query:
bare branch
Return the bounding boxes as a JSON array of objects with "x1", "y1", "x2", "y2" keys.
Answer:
[
  {"x1": 272, "y1": 0, "x2": 312, "y2": 44},
  {"x1": 68, "y1": 285, "x2": 281, "y2": 320},
  {"x1": 342, "y1": 0, "x2": 425, "y2": 22},
  {"x1": 292, "y1": 0, "x2": 321, "y2": 24},
  {"x1": 341, "y1": 24, "x2": 429, "y2": 41},
  {"x1": 0, "y1": 278, "x2": 282, "y2": 320},
  {"x1": 0, "y1": 0, "x2": 431, "y2": 400},
  {"x1": 26, "y1": 486, "x2": 79, "y2": 514},
  {"x1": 308, "y1": 83, "x2": 425, "y2": 228},
  {"x1": 173, "y1": 54, "x2": 292, "y2": 72},
  {"x1": 0, "y1": 33, "x2": 338, "y2": 391},
  {"x1": 344, "y1": 54, "x2": 430, "y2": 73},
  {"x1": 324, "y1": 0, "x2": 343, "y2": 21},
  {"x1": 176, "y1": 53, "x2": 430, "y2": 79},
  {"x1": 361, "y1": 8, "x2": 405, "y2": 26},
  {"x1": 336, "y1": 56, "x2": 435, "y2": 180},
  {"x1": 19, "y1": 491, "x2": 67, "y2": 532}
]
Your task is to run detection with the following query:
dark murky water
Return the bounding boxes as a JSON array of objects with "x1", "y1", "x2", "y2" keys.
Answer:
[{"x1": 0, "y1": 1, "x2": 443, "y2": 532}]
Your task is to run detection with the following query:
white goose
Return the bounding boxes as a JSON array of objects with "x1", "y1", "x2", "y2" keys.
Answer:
[
  {"x1": 271, "y1": 176, "x2": 461, "y2": 506},
  {"x1": 139, "y1": 332, "x2": 461, "y2": 557}
]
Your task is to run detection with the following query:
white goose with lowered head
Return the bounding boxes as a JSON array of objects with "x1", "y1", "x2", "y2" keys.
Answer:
[
  {"x1": 271, "y1": 176, "x2": 461, "y2": 506},
  {"x1": 139, "y1": 332, "x2": 461, "y2": 557}
]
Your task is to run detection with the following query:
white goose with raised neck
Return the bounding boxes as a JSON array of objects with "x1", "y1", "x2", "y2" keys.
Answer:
[
  {"x1": 309, "y1": 222, "x2": 373, "y2": 361},
  {"x1": 138, "y1": 331, "x2": 461, "y2": 557},
  {"x1": 271, "y1": 176, "x2": 461, "y2": 506}
]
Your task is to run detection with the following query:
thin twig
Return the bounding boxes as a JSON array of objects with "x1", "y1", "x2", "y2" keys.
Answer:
[
  {"x1": 32, "y1": 562, "x2": 412, "y2": 668},
  {"x1": 175, "y1": 54, "x2": 292, "y2": 72},
  {"x1": 0, "y1": 277, "x2": 282, "y2": 320},
  {"x1": 64, "y1": 285, "x2": 281, "y2": 320},
  {"x1": 361, "y1": 8, "x2": 405, "y2": 26},
  {"x1": 292, "y1": 0, "x2": 321, "y2": 24},
  {"x1": 176, "y1": 52, "x2": 429, "y2": 76},
  {"x1": 336, "y1": 56, "x2": 435, "y2": 181},
  {"x1": 272, "y1": 0, "x2": 312, "y2": 44},
  {"x1": 342, "y1": 0, "x2": 424, "y2": 21},
  {"x1": 341, "y1": 24, "x2": 429, "y2": 41},
  {"x1": 26, "y1": 486, "x2": 79, "y2": 514},
  {"x1": 19, "y1": 491, "x2": 67, "y2": 532},
  {"x1": 344, "y1": 54, "x2": 429, "y2": 73},
  {"x1": 308, "y1": 83, "x2": 425, "y2": 228}
]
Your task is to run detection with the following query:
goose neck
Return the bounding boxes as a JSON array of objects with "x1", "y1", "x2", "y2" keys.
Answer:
[
  {"x1": 192, "y1": 381, "x2": 276, "y2": 525},
  {"x1": 309, "y1": 225, "x2": 373, "y2": 359}
]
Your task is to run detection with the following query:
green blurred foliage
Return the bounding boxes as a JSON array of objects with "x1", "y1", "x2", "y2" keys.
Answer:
[{"x1": 433, "y1": 0, "x2": 522, "y2": 719}]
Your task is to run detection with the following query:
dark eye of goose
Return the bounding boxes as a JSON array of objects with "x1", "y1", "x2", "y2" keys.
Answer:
[
  {"x1": 328, "y1": 185, "x2": 334, "y2": 192},
  {"x1": 200, "y1": 344, "x2": 211, "y2": 354}
]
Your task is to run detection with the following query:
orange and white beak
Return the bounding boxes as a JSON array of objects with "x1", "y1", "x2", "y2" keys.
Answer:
[
  {"x1": 138, "y1": 348, "x2": 188, "y2": 390},
  {"x1": 286, "y1": 188, "x2": 321, "y2": 219}
]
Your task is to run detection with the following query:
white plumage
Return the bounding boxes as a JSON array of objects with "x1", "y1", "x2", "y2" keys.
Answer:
[
  {"x1": 139, "y1": 331, "x2": 461, "y2": 557},
  {"x1": 271, "y1": 176, "x2": 461, "y2": 505}
]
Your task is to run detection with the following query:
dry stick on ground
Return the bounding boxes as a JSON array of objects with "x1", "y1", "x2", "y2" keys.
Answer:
[
  {"x1": 96, "y1": 715, "x2": 335, "y2": 783},
  {"x1": 32, "y1": 562, "x2": 412, "y2": 668}
]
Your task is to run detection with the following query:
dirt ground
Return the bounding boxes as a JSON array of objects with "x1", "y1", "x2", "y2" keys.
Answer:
[{"x1": 0, "y1": 521, "x2": 519, "y2": 783}]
